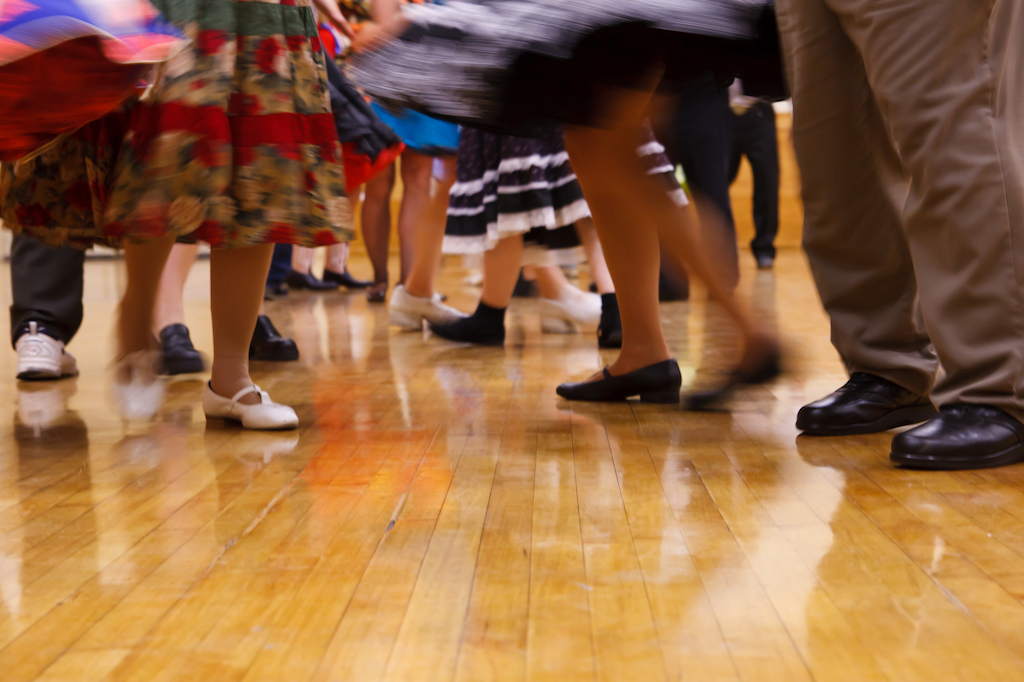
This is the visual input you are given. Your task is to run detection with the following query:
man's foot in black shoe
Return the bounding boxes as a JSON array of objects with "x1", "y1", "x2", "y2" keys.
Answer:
[
  {"x1": 249, "y1": 315, "x2": 299, "y2": 361},
  {"x1": 323, "y1": 268, "x2": 371, "y2": 289},
  {"x1": 557, "y1": 359, "x2": 681, "y2": 403},
  {"x1": 430, "y1": 302, "x2": 505, "y2": 345},
  {"x1": 891, "y1": 404, "x2": 1024, "y2": 470},
  {"x1": 159, "y1": 324, "x2": 205, "y2": 375},
  {"x1": 754, "y1": 253, "x2": 775, "y2": 270},
  {"x1": 796, "y1": 372, "x2": 937, "y2": 436},
  {"x1": 286, "y1": 270, "x2": 338, "y2": 291},
  {"x1": 597, "y1": 293, "x2": 622, "y2": 349}
]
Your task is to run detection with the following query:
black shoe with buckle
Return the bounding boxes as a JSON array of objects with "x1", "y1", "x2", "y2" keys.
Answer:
[
  {"x1": 796, "y1": 372, "x2": 937, "y2": 436},
  {"x1": 891, "y1": 404, "x2": 1024, "y2": 470},
  {"x1": 556, "y1": 359, "x2": 681, "y2": 403},
  {"x1": 249, "y1": 315, "x2": 299, "y2": 362}
]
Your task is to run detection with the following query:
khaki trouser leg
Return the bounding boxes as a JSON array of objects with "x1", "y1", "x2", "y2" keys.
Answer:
[
  {"x1": 821, "y1": 0, "x2": 1024, "y2": 419},
  {"x1": 776, "y1": 0, "x2": 937, "y2": 395}
]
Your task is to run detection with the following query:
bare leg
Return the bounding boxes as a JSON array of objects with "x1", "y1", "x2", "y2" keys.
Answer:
[
  {"x1": 575, "y1": 217, "x2": 615, "y2": 294},
  {"x1": 534, "y1": 264, "x2": 573, "y2": 300},
  {"x1": 291, "y1": 245, "x2": 315, "y2": 276},
  {"x1": 479, "y1": 235, "x2": 524, "y2": 308},
  {"x1": 118, "y1": 235, "x2": 177, "y2": 358},
  {"x1": 564, "y1": 89, "x2": 768, "y2": 377},
  {"x1": 209, "y1": 244, "x2": 274, "y2": 405},
  {"x1": 403, "y1": 154, "x2": 456, "y2": 299},
  {"x1": 151, "y1": 242, "x2": 200, "y2": 335},
  {"x1": 362, "y1": 164, "x2": 395, "y2": 293},
  {"x1": 326, "y1": 242, "x2": 348, "y2": 273}
]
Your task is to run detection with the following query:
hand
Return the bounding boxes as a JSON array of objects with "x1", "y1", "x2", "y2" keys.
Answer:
[{"x1": 311, "y1": 0, "x2": 356, "y2": 41}]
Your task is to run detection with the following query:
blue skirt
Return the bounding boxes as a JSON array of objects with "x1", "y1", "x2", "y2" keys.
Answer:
[{"x1": 369, "y1": 102, "x2": 459, "y2": 156}]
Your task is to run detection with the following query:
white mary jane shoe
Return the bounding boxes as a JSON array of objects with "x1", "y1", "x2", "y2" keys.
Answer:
[{"x1": 202, "y1": 383, "x2": 298, "y2": 430}]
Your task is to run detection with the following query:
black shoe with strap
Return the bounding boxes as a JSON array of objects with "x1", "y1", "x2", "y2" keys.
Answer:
[
  {"x1": 891, "y1": 404, "x2": 1024, "y2": 470},
  {"x1": 796, "y1": 372, "x2": 937, "y2": 436},
  {"x1": 556, "y1": 359, "x2": 681, "y2": 404},
  {"x1": 684, "y1": 344, "x2": 782, "y2": 411},
  {"x1": 249, "y1": 315, "x2": 299, "y2": 362},
  {"x1": 159, "y1": 324, "x2": 205, "y2": 375}
]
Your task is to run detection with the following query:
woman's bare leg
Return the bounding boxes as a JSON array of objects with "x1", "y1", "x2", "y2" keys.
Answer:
[
  {"x1": 574, "y1": 217, "x2": 615, "y2": 294},
  {"x1": 362, "y1": 164, "x2": 395, "y2": 291},
  {"x1": 534, "y1": 264, "x2": 573, "y2": 300},
  {"x1": 402, "y1": 154, "x2": 456, "y2": 298},
  {"x1": 479, "y1": 235, "x2": 524, "y2": 308},
  {"x1": 326, "y1": 242, "x2": 348, "y2": 273},
  {"x1": 564, "y1": 89, "x2": 767, "y2": 377},
  {"x1": 151, "y1": 242, "x2": 200, "y2": 335},
  {"x1": 119, "y1": 235, "x2": 177, "y2": 359},
  {"x1": 209, "y1": 244, "x2": 274, "y2": 405},
  {"x1": 291, "y1": 245, "x2": 315, "y2": 276}
]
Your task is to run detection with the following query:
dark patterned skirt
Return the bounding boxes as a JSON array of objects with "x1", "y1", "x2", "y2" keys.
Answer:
[
  {"x1": 351, "y1": 0, "x2": 784, "y2": 137},
  {"x1": 444, "y1": 126, "x2": 589, "y2": 265}
]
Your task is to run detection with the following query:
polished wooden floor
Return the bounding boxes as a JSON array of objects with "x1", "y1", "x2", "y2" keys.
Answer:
[{"x1": 3, "y1": 250, "x2": 1024, "y2": 682}]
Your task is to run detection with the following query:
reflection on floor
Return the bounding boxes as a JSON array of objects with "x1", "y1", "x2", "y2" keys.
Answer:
[{"x1": 3, "y1": 250, "x2": 1024, "y2": 682}]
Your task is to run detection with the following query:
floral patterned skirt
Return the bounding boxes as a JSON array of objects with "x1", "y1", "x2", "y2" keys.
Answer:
[{"x1": 0, "y1": 0, "x2": 354, "y2": 249}]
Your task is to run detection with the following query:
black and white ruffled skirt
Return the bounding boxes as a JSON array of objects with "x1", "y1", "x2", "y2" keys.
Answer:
[
  {"x1": 444, "y1": 126, "x2": 590, "y2": 265},
  {"x1": 444, "y1": 124, "x2": 686, "y2": 266}
]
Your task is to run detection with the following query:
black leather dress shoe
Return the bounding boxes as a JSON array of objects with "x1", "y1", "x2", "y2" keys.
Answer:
[
  {"x1": 285, "y1": 270, "x2": 338, "y2": 291},
  {"x1": 891, "y1": 404, "x2": 1024, "y2": 470},
  {"x1": 556, "y1": 360, "x2": 681, "y2": 403},
  {"x1": 159, "y1": 324, "x2": 205, "y2": 375},
  {"x1": 249, "y1": 315, "x2": 299, "y2": 361},
  {"x1": 323, "y1": 268, "x2": 371, "y2": 289},
  {"x1": 796, "y1": 372, "x2": 937, "y2": 436}
]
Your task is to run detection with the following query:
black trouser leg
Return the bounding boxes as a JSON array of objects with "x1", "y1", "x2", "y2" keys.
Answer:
[
  {"x1": 10, "y1": 235, "x2": 85, "y2": 347},
  {"x1": 735, "y1": 103, "x2": 780, "y2": 260},
  {"x1": 664, "y1": 85, "x2": 739, "y2": 288},
  {"x1": 266, "y1": 243, "x2": 293, "y2": 289}
]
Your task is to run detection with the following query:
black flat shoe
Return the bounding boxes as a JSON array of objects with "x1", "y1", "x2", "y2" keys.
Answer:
[
  {"x1": 754, "y1": 253, "x2": 775, "y2": 270},
  {"x1": 430, "y1": 306, "x2": 505, "y2": 345},
  {"x1": 891, "y1": 404, "x2": 1024, "y2": 470},
  {"x1": 684, "y1": 345, "x2": 782, "y2": 411},
  {"x1": 249, "y1": 315, "x2": 299, "y2": 361},
  {"x1": 323, "y1": 268, "x2": 371, "y2": 289},
  {"x1": 556, "y1": 359, "x2": 681, "y2": 403},
  {"x1": 796, "y1": 372, "x2": 937, "y2": 435},
  {"x1": 597, "y1": 293, "x2": 622, "y2": 349},
  {"x1": 159, "y1": 324, "x2": 205, "y2": 375},
  {"x1": 286, "y1": 270, "x2": 338, "y2": 291}
]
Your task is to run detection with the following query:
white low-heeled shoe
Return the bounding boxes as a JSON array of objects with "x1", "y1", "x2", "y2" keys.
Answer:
[
  {"x1": 539, "y1": 290, "x2": 602, "y2": 333},
  {"x1": 202, "y1": 383, "x2": 298, "y2": 430},
  {"x1": 111, "y1": 351, "x2": 165, "y2": 422}
]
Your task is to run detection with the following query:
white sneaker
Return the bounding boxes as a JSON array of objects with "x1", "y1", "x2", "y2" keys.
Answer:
[
  {"x1": 110, "y1": 351, "x2": 165, "y2": 422},
  {"x1": 16, "y1": 322, "x2": 78, "y2": 380},
  {"x1": 539, "y1": 289, "x2": 602, "y2": 333},
  {"x1": 389, "y1": 284, "x2": 468, "y2": 330},
  {"x1": 203, "y1": 383, "x2": 298, "y2": 430}
]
